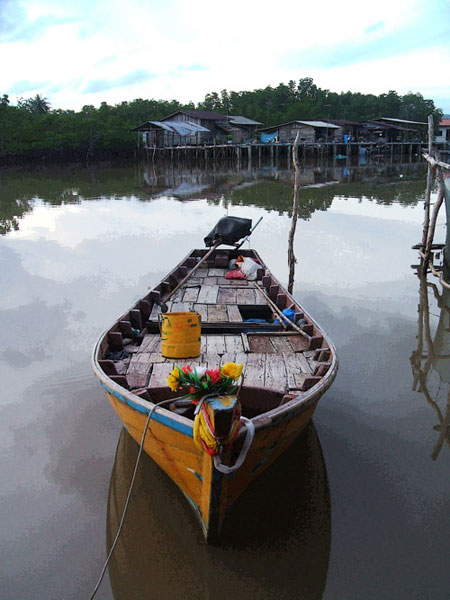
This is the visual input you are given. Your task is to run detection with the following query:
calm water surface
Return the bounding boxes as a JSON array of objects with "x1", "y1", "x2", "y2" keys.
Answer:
[{"x1": 1, "y1": 160, "x2": 449, "y2": 599}]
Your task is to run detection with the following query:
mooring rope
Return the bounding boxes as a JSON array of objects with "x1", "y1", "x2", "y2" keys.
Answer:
[{"x1": 89, "y1": 397, "x2": 173, "y2": 600}]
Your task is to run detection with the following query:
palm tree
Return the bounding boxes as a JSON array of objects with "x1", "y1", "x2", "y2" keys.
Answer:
[{"x1": 20, "y1": 94, "x2": 51, "y2": 114}]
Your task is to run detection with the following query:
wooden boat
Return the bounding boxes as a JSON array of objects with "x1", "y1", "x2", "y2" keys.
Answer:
[
  {"x1": 92, "y1": 218, "x2": 338, "y2": 541},
  {"x1": 106, "y1": 424, "x2": 331, "y2": 597}
]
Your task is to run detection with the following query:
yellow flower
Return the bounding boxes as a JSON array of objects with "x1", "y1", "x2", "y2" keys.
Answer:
[
  {"x1": 167, "y1": 367, "x2": 180, "y2": 391},
  {"x1": 220, "y1": 361, "x2": 243, "y2": 380}
]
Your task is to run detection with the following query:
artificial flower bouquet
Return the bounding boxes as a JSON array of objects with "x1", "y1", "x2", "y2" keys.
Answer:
[{"x1": 167, "y1": 361, "x2": 243, "y2": 403}]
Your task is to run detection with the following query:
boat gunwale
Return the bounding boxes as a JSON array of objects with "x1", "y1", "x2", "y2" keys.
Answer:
[{"x1": 92, "y1": 246, "x2": 338, "y2": 432}]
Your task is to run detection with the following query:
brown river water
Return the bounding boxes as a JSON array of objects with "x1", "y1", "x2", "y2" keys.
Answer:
[{"x1": 1, "y1": 158, "x2": 449, "y2": 599}]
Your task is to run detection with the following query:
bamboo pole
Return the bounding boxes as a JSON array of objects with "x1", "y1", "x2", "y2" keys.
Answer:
[
  {"x1": 254, "y1": 281, "x2": 311, "y2": 339},
  {"x1": 420, "y1": 116, "x2": 450, "y2": 276},
  {"x1": 288, "y1": 132, "x2": 301, "y2": 294}
]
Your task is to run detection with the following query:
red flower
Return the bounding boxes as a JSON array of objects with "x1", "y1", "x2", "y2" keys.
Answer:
[
  {"x1": 189, "y1": 386, "x2": 196, "y2": 394},
  {"x1": 182, "y1": 365, "x2": 192, "y2": 375},
  {"x1": 206, "y1": 368, "x2": 221, "y2": 385}
]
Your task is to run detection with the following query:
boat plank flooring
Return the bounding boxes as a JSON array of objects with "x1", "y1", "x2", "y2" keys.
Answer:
[
  {"x1": 217, "y1": 287, "x2": 237, "y2": 304},
  {"x1": 183, "y1": 287, "x2": 200, "y2": 302},
  {"x1": 197, "y1": 285, "x2": 219, "y2": 304},
  {"x1": 289, "y1": 335, "x2": 310, "y2": 352},
  {"x1": 208, "y1": 304, "x2": 228, "y2": 322},
  {"x1": 193, "y1": 304, "x2": 208, "y2": 322},
  {"x1": 203, "y1": 276, "x2": 217, "y2": 285},
  {"x1": 270, "y1": 336, "x2": 293, "y2": 353},
  {"x1": 194, "y1": 269, "x2": 209, "y2": 278},
  {"x1": 236, "y1": 288, "x2": 256, "y2": 304},
  {"x1": 149, "y1": 303, "x2": 161, "y2": 320},
  {"x1": 149, "y1": 362, "x2": 175, "y2": 388},
  {"x1": 171, "y1": 301, "x2": 194, "y2": 312},
  {"x1": 248, "y1": 335, "x2": 275, "y2": 353},
  {"x1": 243, "y1": 353, "x2": 266, "y2": 387},
  {"x1": 208, "y1": 268, "x2": 226, "y2": 276},
  {"x1": 205, "y1": 335, "x2": 227, "y2": 356},
  {"x1": 227, "y1": 305, "x2": 243, "y2": 322},
  {"x1": 224, "y1": 335, "x2": 244, "y2": 353},
  {"x1": 264, "y1": 354, "x2": 287, "y2": 392},
  {"x1": 217, "y1": 277, "x2": 248, "y2": 286},
  {"x1": 127, "y1": 353, "x2": 153, "y2": 389},
  {"x1": 139, "y1": 334, "x2": 160, "y2": 353}
]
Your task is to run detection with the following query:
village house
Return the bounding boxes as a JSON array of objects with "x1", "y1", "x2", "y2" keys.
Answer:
[
  {"x1": 436, "y1": 118, "x2": 450, "y2": 145},
  {"x1": 133, "y1": 110, "x2": 262, "y2": 148},
  {"x1": 258, "y1": 120, "x2": 342, "y2": 143},
  {"x1": 363, "y1": 117, "x2": 426, "y2": 142}
]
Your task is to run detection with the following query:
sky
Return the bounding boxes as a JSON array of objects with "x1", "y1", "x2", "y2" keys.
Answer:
[{"x1": 1, "y1": 0, "x2": 449, "y2": 113}]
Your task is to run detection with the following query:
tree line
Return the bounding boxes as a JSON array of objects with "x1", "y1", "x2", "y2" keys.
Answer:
[{"x1": 0, "y1": 78, "x2": 443, "y2": 164}]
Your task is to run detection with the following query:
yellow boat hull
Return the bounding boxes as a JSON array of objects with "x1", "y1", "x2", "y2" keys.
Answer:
[{"x1": 104, "y1": 384, "x2": 320, "y2": 540}]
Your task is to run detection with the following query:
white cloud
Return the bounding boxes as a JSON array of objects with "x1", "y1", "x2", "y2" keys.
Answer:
[{"x1": 2, "y1": 0, "x2": 449, "y2": 111}]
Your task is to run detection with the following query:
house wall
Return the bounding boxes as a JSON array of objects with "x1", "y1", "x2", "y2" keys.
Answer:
[
  {"x1": 277, "y1": 123, "x2": 315, "y2": 143},
  {"x1": 436, "y1": 126, "x2": 449, "y2": 144}
]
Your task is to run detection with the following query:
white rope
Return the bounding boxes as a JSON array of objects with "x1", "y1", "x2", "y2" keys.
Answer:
[
  {"x1": 213, "y1": 417, "x2": 255, "y2": 474},
  {"x1": 89, "y1": 398, "x2": 172, "y2": 600}
]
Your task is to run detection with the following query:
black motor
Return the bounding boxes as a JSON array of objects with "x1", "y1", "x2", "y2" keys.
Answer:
[{"x1": 204, "y1": 217, "x2": 252, "y2": 247}]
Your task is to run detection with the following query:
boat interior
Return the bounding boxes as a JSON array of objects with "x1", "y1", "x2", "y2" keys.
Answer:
[{"x1": 97, "y1": 248, "x2": 333, "y2": 419}]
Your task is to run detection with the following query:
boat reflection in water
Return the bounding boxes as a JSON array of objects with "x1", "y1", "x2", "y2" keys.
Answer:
[{"x1": 106, "y1": 423, "x2": 330, "y2": 599}]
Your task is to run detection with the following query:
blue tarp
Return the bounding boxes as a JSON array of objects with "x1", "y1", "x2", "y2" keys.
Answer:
[{"x1": 261, "y1": 131, "x2": 279, "y2": 143}]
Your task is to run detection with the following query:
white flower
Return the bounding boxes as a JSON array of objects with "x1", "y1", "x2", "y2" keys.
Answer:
[{"x1": 194, "y1": 366, "x2": 206, "y2": 378}]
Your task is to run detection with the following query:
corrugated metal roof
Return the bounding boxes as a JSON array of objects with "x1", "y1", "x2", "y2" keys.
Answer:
[
  {"x1": 229, "y1": 115, "x2": 263, "y2": 126},
  {"x1": 297, "y1": 120, "x2": 340, "y2": 128},
  {"x1": 440, "y1": 119, "x2": 450, "y2": 127},
  {"x1": 146, "y1": 120, "x2": 210, "y2": 135},
  {"x1": 379, "y1": 117, "x2": 427, "y2": 126},
  {"x1": 259, "y1": 120, "x2": 340, "y2": 132}
]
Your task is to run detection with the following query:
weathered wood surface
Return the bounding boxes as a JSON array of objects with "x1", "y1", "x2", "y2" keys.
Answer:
[
  {"x1": 197, "y1": 285, "x2": 219, "y2": 304},
  {"x1": 112, "y1": 247, "x2": 330, "y2": 395},
  {"x1": 127, "y1": 353, "x2": 153, "y2": 388},
  {"x1": 127, "y1": 330, "x2": 318, "y2": 393},
  {"x1": 208, "y1": 304, "x2": 228, "y2": 322}
]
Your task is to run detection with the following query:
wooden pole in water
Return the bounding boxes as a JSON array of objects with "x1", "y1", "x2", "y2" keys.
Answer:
[
  {"x1": 288, "y1": 132, "x2": 301, "y2": 294},
  {"x1": 421, "y1": 116, "x2": 436, "y2": 269}
]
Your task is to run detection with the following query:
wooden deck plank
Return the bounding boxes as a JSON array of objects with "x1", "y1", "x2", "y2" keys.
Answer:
[
  {"x1": 248, "y1": 335, "x2": 275, "y2": 353},
  {"x1": 289, "y1": 336, "x2": 310, "y2": 353},
  {"x1": 282, "y1": 352, "x2": 312, "y2": 389},
  {"x1": 208, "y1": 304, "x2": 228, "y2": 322},
  {"x1": 208, "y1": 268, "x2": 226, "y2": 276},
  {"x1": 149, "y1": 362, "x2": 173, "y2": 388},
  {"x1": 197, "y1": 285, "x2": 219, "y2": 304},
  {"x1": 264, "y1": 354, "x2": 287, "y2": 392},
  {"x1": 243, "y1": 353, "x2": 266, "y2": 387},
  {"x1": 147, "y1": 351, "x2": 167, "y2": 364},
  {"x1": 138, "y1": 333, "x2": 161, "y2": 353},
  {"x1": 205, "y1": 335, "x2": 226, "y2": 356},
  {"x1": 193, "y1": 304, "x2": 208, "y2": 322},
  {"x1": 194, "y1": 269, "x2": 209, "y2": 278},
  {"x1": 183, "y1": 287, "x2": 200, "y2": 302},
  {"x1": 127, "y1": 353, "x2": 152, "y2": 389},
  {"x1": 227, "y1": 305, "x2": 243, "y2": 322},
  {"x1": 254, "y1": 287, "x2": 269, "y2": 305},
  {"x1": 170, "y1": 301, "x2": 194, "y2": 313},
  {"x1": 224, "y1": 335, "x2": 244, "y2": 353},
  {"x1": 217, "y1": 287, "x2": 237, "y2": 304},
  {"x1": 236, "y1": 288, "x2": 256, "y2": 304},
  {"x1": 203, "y1": 276, "x2": 217, "y2": 285},
  {"x1": 270, "y1": 336, "x2": 293, "y2": 353},
  {"x1": 218, "y1": 277, "x2": 248, "y2": 286},
  {"x1": 149, "y1": 303, "x2": 161, "y2": 320}
]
